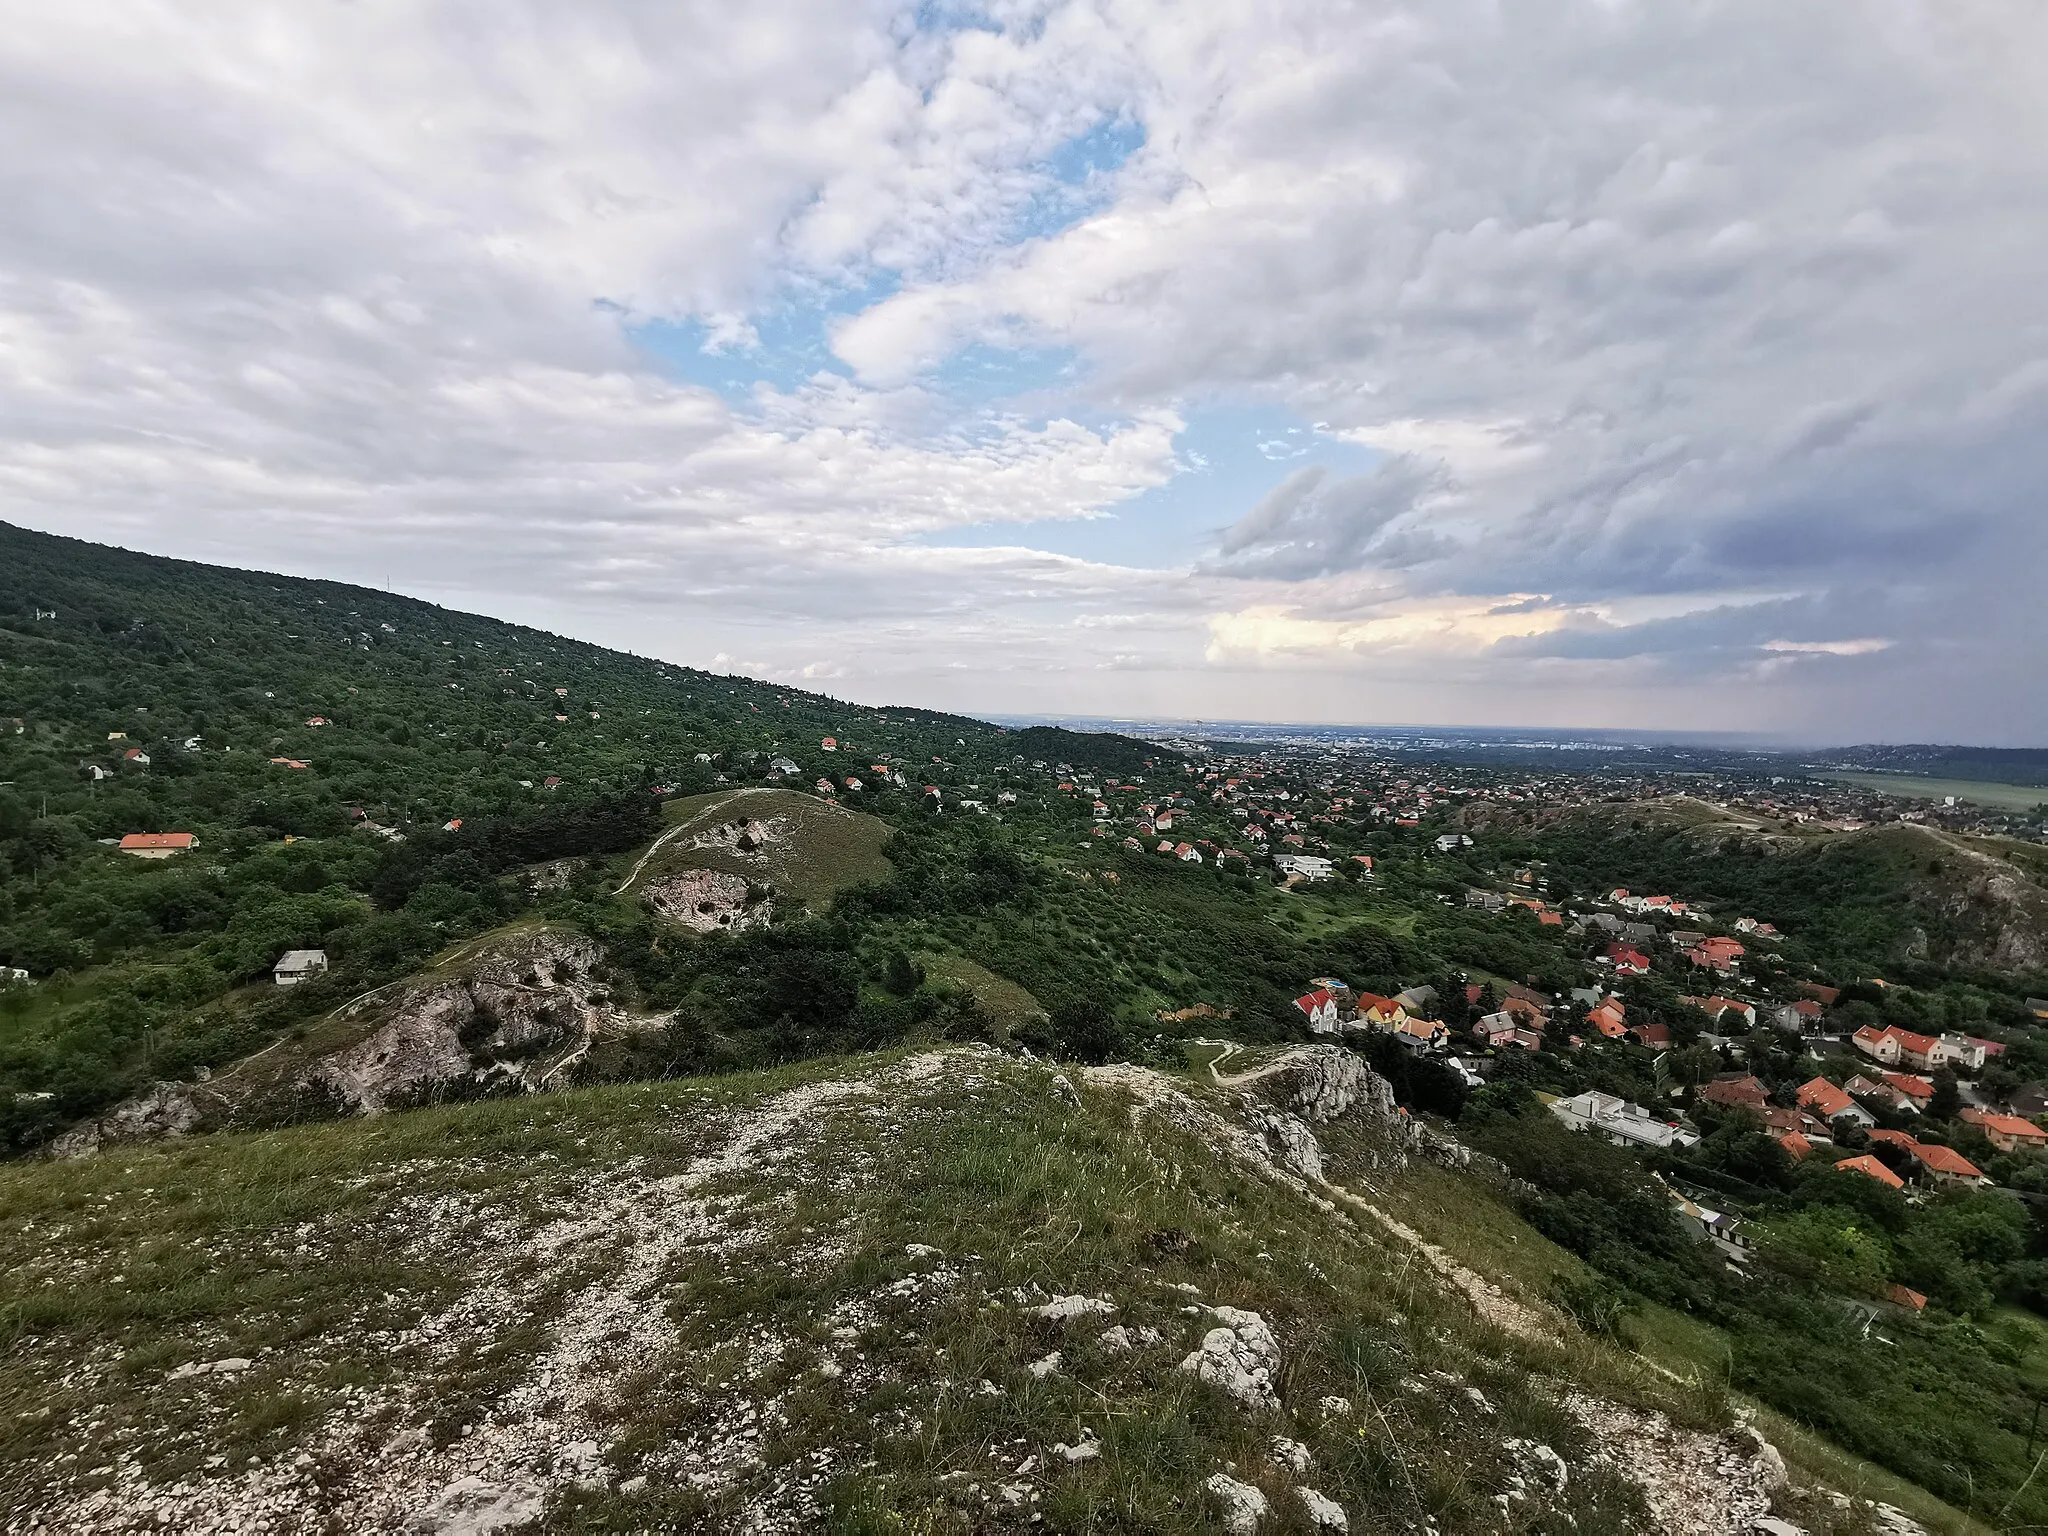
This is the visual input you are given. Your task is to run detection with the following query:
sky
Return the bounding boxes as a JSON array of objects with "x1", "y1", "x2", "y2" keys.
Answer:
[{"x1": 3, "y1": 1, "x2": 2046, "y2": 745}]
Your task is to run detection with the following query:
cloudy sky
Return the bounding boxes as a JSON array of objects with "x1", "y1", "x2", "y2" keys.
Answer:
[{"x1": 5, "y1": 2, "x2": 2045, "y2": 744}]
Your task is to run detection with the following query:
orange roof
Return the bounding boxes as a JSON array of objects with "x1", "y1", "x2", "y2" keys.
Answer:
[
  {"x1": 1882, "y1": 1072, "x2": 1934, "y2": 1101},
  {"x1": 1833, "y1": 1154, "x2": 1904, "y2": 1190},
  {"x1": 1867, "y1": 1128, "x2": 1919, "y2": 1151},
  {"x1": 118, "y1": 831, "x2": 195, "y2": 851},
  {"x1": 1778, "y1": 1131, "x2": 1813, "y2": 1161},
  {"x1": 1909, "y1": 1142, "x2": 1983, "y2": 1179},
  {"x1": 1962, "y1": 1108, "x2": 2048, "y2": 1142},
  {"x1": 1798, "y1": 1077, "x2": 1856, "y2": 1118},
  {"x1": 1886, "y1": 1283, "x2": 1927, "y2": 1312}
]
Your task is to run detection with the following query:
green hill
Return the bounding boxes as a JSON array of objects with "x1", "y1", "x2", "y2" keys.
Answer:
[{"x1": 0, "y1": 522, "x2": 1165, "y2": 1150}]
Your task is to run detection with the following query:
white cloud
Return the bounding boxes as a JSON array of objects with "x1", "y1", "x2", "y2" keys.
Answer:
[{"x1": 1, "y1": 0, "x2": 2044, "y2": 739}]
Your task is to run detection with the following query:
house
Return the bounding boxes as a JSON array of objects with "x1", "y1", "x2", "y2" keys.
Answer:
[
  {"x1": 305, "y1": 716, "x2": 331, "y2": 727},
  {"x1": 1351, "y1": 992, "x2": 1407, "y2": 1030},
  {"x1": 1961, "y1": 1107, "x2": 2048, "y2": 1154},
  {"x1": 1799, "y1": 983, "x2": 1842, "y2": 1006},
  {"x1": 1390, "y1": 1017, "x2": 1449, "y2": 1052},
  {"x1": 1351, "y1": 855, "x2": 1374, "y2": 876},
  {"x1": 1465, "y1": 889, "x2": 1507, "y2": 912},
  {"x1": 1583, "y1": 995, "x2": 1628, "y2": 1038},
  {"x1": 1852, "y1": 1025, "x2": 1953, "y2": 1073},
  {"x1": 273, "y1": 949, "x2": 329, "y2": 986},
  {"x1": 1606, "y1": 944, "x2": 1650, "y2": 976},
  {"x1": 1771, "y1": 1000, "x2": 1824, "y2": 1034},
  {"x1": 1699, "y1": 1075, "x2": 1768, "y2": 1112},
  {"x1": 1846, "y1": 1073, "x2": 1921, "y2": 1115},
  {"x1": 1797, "y1": 1077, "x2": 1875, "y2": 1129},
  {"x1": 1550, "y1": 1091, "x2": 1699, "y2": 1150},
  {"x1": 1686, "y1": 996, "x2": 1757, "y2": 1029},
  {"x1": 1881, "y1": 1072, "x2": 1936, "y2": 1109},
  {"x1": 269, "y1": 757, "x2": 311, "y2": 769},
  {"x1": 1631, "y1": 1022, "x2": 1672, "y2": 1049},
  {"x1": 1176, "y1": 843, "x2": 1203, "y2": 864},
  {"x1": 442, "y1": 819, "x2": 463, "y2": 832},
  {"x1": 1273, "y1": 853, "x2": 1335, "y2": 881},
  {"x1": 1885, "y1": 1284, "x2": 1927, "y2": 1313},
  {"x1": 1907, "y1": 1141, "x2": 1985, "y2": 1188},
  {"x1": 1671, "y1": 1191, "x2": 1752, "y2": 1263},
  {"x1": 1687, "y1": 937, "x2": 1744, "y2": 973},
  {"x1": 1434, "y1": 833, "x2": 1472, "y2": 853},
  {"x1": 122, "y1": 748, "x2": 152, "y2": 767},
  {"x1": 1833, "y1": 1153, "x2": 1905, "y2": 1191},
  {"x1": 1778, "y1": 1131, "x2": 1814, "y2": 1161},
  {"x1": 1294, "y1": 988, "x2": 1343, "y2": 1034},
  {"x1": 118, "y1": 832, "x2": 197, "y2": 859},
  {"x1": 820, "y1": 737, "x2": 837, "y2": 751},
  {"x1": 1121, "y1": 836, "x2": 1143, "y2": 852},
  {"x1": 1475, "y1": 1012, "x2": 1542, "y2": 1050}
]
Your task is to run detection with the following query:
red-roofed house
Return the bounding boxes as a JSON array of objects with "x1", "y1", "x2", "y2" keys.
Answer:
[
  {"x1": 1797, "y1": 1077, "x2": 1874, "y2": 1128},
  {"x1": 1700, "y1": 1075, "x2": 1768, "y2": 1111},
  {"x1": 1778, "y1": 1131, "x2": 1814, "y2": 1161},
  {"x1": 1834, "y1": 1154, "x2": 1905, "y2": 1190},
  {"x1": 1631, "y1": 1022, "x2": 1672, "y2": 1049},
  {"x1": 1606, "y1": 944, "x2": 1650, "y2": 976},
  {"x1": 1882, "y1": 1072, "x2": 1935, "y2": 1106},
  {"x1": 118, "y1": 831, "x2": 197, "y2": 858},
  {"x1": 1961, "y1": 1107, "x2": 2048, "y2": 1154},
  {"x1": 1687, "y1": 995, "x2": 1756, "y2": 1028},
  {"x1": 1908, "y1": 1141, "x2": 1985, "y2": 1188},
  {"x1": 1853, "y1": 1025, "x2": 1949, "y2": 1073},
  {"x1": 1886, "y1": 1284, "x2": 1927, "y2": 1312},
  {"x1": 1294, "y1": 988, "x2": 1341, "y2": 1034}
]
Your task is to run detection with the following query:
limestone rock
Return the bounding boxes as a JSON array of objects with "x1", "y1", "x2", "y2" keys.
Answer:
[
  {"x1": 1270, "y1": 1437, "x2": 1311, "y2": 1473},
  {"x1": 407, "y1": 1475, "x2": 544, "y2": 1534},
  {"x1": 1296, "y1": 1487, "x2": 1348, "y2": 1530},
  {"x1": 50, "y1": 1082, "x2": 204, "y2": 1158},
  {"x1": 1032, "y1": 1294, "x2": 1116, "y2": 1322},
  {"x1": 1204, "y1": 1473, "x2": 1269, "y2": 1534},
  {"x1": 1180, "y1": 1306, "x2": 1280, "y2": 1410}
]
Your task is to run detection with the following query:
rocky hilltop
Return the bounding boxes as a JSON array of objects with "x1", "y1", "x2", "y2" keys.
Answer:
[{"x1": 0, "y1": 1044, "x2": 1909, "y2": 1534}]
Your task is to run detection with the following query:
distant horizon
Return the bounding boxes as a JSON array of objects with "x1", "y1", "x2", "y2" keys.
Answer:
[{"x1": 981, "y1": 712, "x2": 2048, "y2": 759}]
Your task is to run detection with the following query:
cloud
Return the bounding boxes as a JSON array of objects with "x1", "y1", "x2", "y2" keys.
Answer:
[
  {"x1": 0, "y1": 1, "x2": 2043, "y2": 740},
  {"x1": 1209, "y1": 457, "x2": 1456, "y2": 579}
]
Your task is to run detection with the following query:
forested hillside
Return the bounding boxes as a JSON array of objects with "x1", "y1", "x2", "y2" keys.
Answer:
[{"x1": 0, "y1": 523, "x2": 1044, "y2": 1146}]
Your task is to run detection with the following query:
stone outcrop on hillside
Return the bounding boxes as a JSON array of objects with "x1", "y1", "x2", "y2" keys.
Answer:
[
  {"x1": 48, "y1": 1081, "x2": 206, "y2": 1159},
  {"x1": 50, "y1": 929, "x2": 665, "y2": 1157}
]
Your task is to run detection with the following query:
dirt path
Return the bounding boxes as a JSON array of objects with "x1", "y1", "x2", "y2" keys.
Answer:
[{"x1": 609, "y1": 787, "x2": 788, "y2": 896}]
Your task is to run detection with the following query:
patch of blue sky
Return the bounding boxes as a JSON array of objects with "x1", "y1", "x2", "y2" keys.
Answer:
[
  {"x1": 628, "y1": 277, "x2": 898, "y2": 403},
  {"x1": 924, "y1": 402, "x2": 1385, "y2": 568},
  {"x1": 1009, "y1": 115, "x2": 1145, "y2": 243}
]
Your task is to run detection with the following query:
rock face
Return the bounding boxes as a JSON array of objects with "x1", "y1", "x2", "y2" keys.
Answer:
[
  {"x1": 310, "y1": 930, "x2": 627, "y2": 1115},
  {"x1": 53, "y1": 929, "x2": 663, "y2": 1156},
  {"x1": 641, "y1": 867, "x2": 768, "y2": 933},
  {"x1": 1262, "y1": 1046, "x2": 1395, "y2": 1124},
  {"x1": 49, "y1": 1081, "x2": 205, "y2": 1159}
]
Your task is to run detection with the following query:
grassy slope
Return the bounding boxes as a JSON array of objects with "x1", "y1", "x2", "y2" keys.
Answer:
[
  {"x1": 0, "y1": 1047, "x2": 1834, "y2": 1534},
  {"x1": 627, "y1": 787, "x2": 894, "y2": 911}
]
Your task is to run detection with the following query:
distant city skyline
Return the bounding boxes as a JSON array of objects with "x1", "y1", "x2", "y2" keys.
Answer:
[{"x1": 5, "y1": 4, "x2": 2046, "y2": 744}]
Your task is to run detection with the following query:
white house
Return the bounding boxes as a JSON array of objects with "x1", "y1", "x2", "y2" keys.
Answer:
[
  {"x1": 1550, "y1": 1091, "x2": 1699, "y2": 1150},
  {"x1": 273, "y1": 949, "x2": 329, "y2": 986},
  {"x1": 1273, "y1": 853, "x2": 1335, "y2": 881}
]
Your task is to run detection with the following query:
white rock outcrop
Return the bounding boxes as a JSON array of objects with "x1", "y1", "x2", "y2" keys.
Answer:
[
  {"x1": 1180, "y1": 1306, "x2": 1281, "y2": 1410},
  {"x1": 1204, "y1": 1473, "x2": 1269, "y2": 1534}
]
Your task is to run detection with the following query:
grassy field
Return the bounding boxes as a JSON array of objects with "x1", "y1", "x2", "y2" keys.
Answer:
[
  {"x1": 625, "y1": 787, "x2": 892, "y2": 912},
  {"x1": 0, "y1": 1045, "x2": 1837, "y2": 1533},
  {"x1": 1823, "y1": 773, "x2": 2048, "y2": 812},
  {"x1": 915, "y1": 953, "x2": 1047, "y2": 1035}
]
